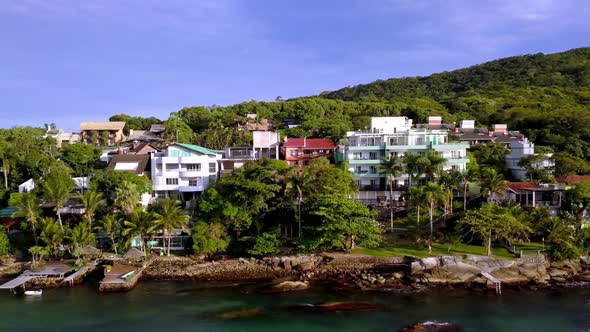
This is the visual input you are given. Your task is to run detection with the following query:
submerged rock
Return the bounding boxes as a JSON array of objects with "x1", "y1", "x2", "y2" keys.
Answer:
[
  {"x1": 269, "y1": 281, "x2": 309, "y2": 292},
  {"x1": 215, "y1": 308, "x2": 264, "y2": 320},
  {"x1": 402, "y1": 321, "x2": 464, "y2": 332}
]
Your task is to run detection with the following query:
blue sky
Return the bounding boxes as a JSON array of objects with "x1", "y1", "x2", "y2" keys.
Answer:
[{"x1": 0, "y1": 0, "x2": 588, "y2": 131}]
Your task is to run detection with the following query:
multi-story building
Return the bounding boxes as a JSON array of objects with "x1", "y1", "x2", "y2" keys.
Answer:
[
  {"x1": 150, "y1": 143, "x2": 222, "y2": 203},
  {"x1": 282, "y1": 137, "x2": 336, "y2": 166},
  {"x1": 219, "y1": 131, "x2": 281, "y2": 175},
  {"x1": 80, "y1": 122, "x2": 126, "y2": 146},
  {"x1": 346, "y1": 116, "x2": 470, "y2": 204},
  {"x1": 505, "y1": 138, "x2": 554, "y2": 181}
]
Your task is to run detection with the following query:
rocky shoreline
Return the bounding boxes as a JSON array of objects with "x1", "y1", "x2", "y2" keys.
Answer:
[{"x1": 2, "y1": 253, "x2": 590, "y2": 292}]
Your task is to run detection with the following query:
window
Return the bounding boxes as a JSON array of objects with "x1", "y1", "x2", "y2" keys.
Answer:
[
  {"x1": 166, "y1": 178, "x2": 178, "y2": 185},
  {"x1": 182, "y1": 151, "x2": 191, "y2": 157},
  {"x1": 170, "y1": 150, "x2": 180, "y2": 157},
  {"x1": 209, "y1": 162, "x2": 216, "y2": 173},
  {"x1": 369, "y1": 152, "x2": 377, "y2": 160},
  {"x1": 290, "y1": 149, "x2": 298, "y2": 156},
  {"x1": 186, "y1": 164, "x2": 201, "y2": 171},
  {"x1": 188, "y1": 178, "x2": 201, "y2": 186},
  {"x1": 319, "y1": 149, "x2": 325, "y2": 154},
  {"x1": 355, "y1": 166, "x2": 362, "y2": 173}
]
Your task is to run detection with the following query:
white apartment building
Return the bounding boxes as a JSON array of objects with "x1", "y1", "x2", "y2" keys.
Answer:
[
  {"x1": 151, "y1": 143, "x2": 222, "y2": 203},
  {"x1": 346, "y1": 116, "x2": 470, "y2": 204},
  {"x1": 505, "y1": 138, "x2": 554, "y2": 181}
]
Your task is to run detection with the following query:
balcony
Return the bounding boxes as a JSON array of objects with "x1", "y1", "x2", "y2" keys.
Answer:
[
  {"x1": 432, "y1": 143, "x2": 470, "y2": 151},
  {"x1": 352, "y1": 172, "x2": 383, "y2": 178},
  {"x1": 385, "y1": 144, "x2": 427, "y2": 150},
  {"x1": 348, "y1": 145, "x2": 383, "y2": 151},
  {"x1": 179, "y1": 169, "x2": 201, "y2": 177},
  {"x1": 178, "y1": 185, "x2": 205, "y2": 192},
  {"x1": 347, "y1": 158, "x2": 382, "y2": 165}
]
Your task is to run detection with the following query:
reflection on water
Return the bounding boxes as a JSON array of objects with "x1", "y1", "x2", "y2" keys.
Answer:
[{"x1": 0, "y1": 280, "x2": 589, "y2": 332}]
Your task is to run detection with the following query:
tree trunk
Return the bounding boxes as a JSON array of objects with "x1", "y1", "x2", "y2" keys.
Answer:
[
  {"x1": 487, "y1": 230, "x2": 492, "y2": 256},
  {"x1": 389, "y1": 180, "x2": 394, "y2": 232},
  {"x1": 417, "y1": 206, "x2": 420, "y2": 225},
  {"x1": 428, "y1": 201, "x2": 434, "y2": 255},
  {"x1": 463, "y1": 182, "x2": 468, "y2": 213},
  {"x1": 112, "y1": 237, "x2": 118, "y2": 255},
  {"x1": 30, "y1": 220, "x2": 38, "y2": 245},
  {"x1": 2, "y1": 165, "x2": 7, "y2": 189},
  {"x1": 142, "y1": 236, "x2": 148, "y2": 257},
  {"x1": 168, "y1": 232, "x2": 172, "y2": 256},
  {"x1": 297, "y1": 198, "x2": 302, "y2": 238},
  {"x1": 56, "y1": 207, "x2": 64, "y2": 230}
]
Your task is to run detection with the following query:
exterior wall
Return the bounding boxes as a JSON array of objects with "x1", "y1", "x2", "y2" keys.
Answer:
[
  {"x1": 82, "y1": 129, "x2": 124, "y2": 146},
  {"x1": 151, "y1": 145, "x2": 221, "y2": 202}
]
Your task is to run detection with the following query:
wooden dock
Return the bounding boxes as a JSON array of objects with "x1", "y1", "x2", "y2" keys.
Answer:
[
  {"x1": 99, "y1": 257, "x2": 156, "y2": 292},
  {"x1": 0, "y1": 275, "x2": 37, "y2": 289}
]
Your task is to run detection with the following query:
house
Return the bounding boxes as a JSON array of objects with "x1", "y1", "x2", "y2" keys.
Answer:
[
  {"x1": 18, "y1": 177, "x2": 89, "y2": 193},
  {"x1": 219, "y1": 131, "x2": 281, "y2": 175},
  {"x1": 124, "y1": 129, "x2": 163, "y2": 144},
  {"x1": 505, "y1": 138, "x2": 554, "y2": 181},
  {"x1": 345, "y1": 116, "x2": 470, "y2": 204},
  {"x1": 127, "y1": 143, "x2": 159, "y2": 155},
  {"x1": 282, "y1": 137, "x2": 336, "y2": 166},
  {"x1": 44, "y1": 126, "x2": 81, "y2": 147},
  {"x1": 80, "y1": 121, "x2": 127, "y2": 146},
  {"x1": 243, "y1": 114, "x2": 271, "y2": 131},
  {"x1": 450, "y1": 120, "x2": 495, "y2": 145},
  {"x1": 503, "y1": 181, "x2": 564, "y2": 213},
  {"x1": 149, "y1": 124, "x2": 165, "y2": 137},
  {"x1": 107, "y1": 154, "x2": 151, "y2": 177},
  {"x1": 150, "y1": 143, "x2": 222, "y2": 203}
]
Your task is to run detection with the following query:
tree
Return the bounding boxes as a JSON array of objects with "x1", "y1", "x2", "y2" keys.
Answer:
[
  {"x1": 10, "y1": 192, "x2": 41, "y2": 244},
  {"x1": 518, "y1": 154, "x2": 553, "y2": 183},
  {"x1": 553, "y1": 151, "x2": 590, "y2": 177},
  {"x1": 191, "y1": 222, "x2": 230, "y2": 256},
  {"x1": 29, "y1": 246, "x2": 47, "y2": 267},
  {"x1": 425, "y1": 151, "x2": 447, "y2": 181},
  {"x1": 61, "y1": 143, "x2": 103, "y2": 177},
  {"x1": 378, "y1": 155, "x2": 404, "y2": 231},
  {"x1": 95, "y1": 214, "x2": 122, "y2": 254},
  {"x1": 479, "y1": 168, "x2": 507, "y2": 202},
  {"x1": 248, "y1": 232, "x2": 282, "y2": 256},
  {"x1": 459, "y1": 203, "x2": 530, "y2": 256},
  {"x1": 402, "y1": 153, "x2": 429, "y2": 187},
  {"x1": 408, "y1": 186, "x2": 426, "y2": 225},
  {"x1": 68, "y1": 223, "x2": 96, "y2": 259},
  {"x1": 305, "y1": 194, "x2": 381, "y2": 252},
  {"x1": 152, "y1": 198, "x2": 190, "y2": 256},
  {"x1": 563, "y1": 180, "x2": 590, "y2": 241},
  {"x1": 0, "y1": 227, "x2": 11, "y2": 256},
  {"x1": 470, "y1": 143, "x2": 509, "y2": 174},
  {"x1": 39, "y1": 217, "x2": 67, "y2": 257},
  {"x1": 547, "y1": 217, "x2": 579, "y2": 260},
  {"x1": 285, "y1": 167, "x2": 312, "y2": 238},
  {"x1": 122, "y1": 208, "x2": 156, "y2": 256},
  {"x1": 81, "y1": 191, "x2": 105, "y2": 228},
  {"x1": 422, "y1": 182, "x2": 446, "y2": 254},
  {"x1": 0, "y1": 141, "x2": 14, "y2": 189},
  {"x1": 41, "y1": 165, "x2": 75, "y2": 230},
  {"x1": 438, "y1": 169, "x2": 462, "y2": 218},
  {"x1": 115, "y1": 181, "x2": 141, "y2": 216}
]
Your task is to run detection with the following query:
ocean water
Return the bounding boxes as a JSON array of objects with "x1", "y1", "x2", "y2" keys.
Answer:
[{"x1": 0, "y1": 280, "x2": 589, "y2": 332}]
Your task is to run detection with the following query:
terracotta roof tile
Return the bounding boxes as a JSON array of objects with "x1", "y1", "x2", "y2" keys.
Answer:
[
  {"x1": 283, "y1": 138, "x2": 336, "y2": 149},
  {"x1": 556, "y1": 175, "x2": 590, "y2": 185}
]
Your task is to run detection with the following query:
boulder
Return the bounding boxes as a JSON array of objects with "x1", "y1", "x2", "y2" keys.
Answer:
[
  {"x1": 549, "y1": 268, "x2": 569, "y2": 279},
  {"x1": 269, "y1": 281, "x2": 309, "y2": 292},
  {"x1": 296, "y1": 261, "x2": 315, "y2": 271},
  {"x1": 575, "y1": 272, "x2": 590, "y2": 282}
]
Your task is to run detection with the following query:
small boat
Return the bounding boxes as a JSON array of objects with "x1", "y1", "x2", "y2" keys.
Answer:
[{"x1": 24, "y1": 290, "x2": 42, "y2": 296}]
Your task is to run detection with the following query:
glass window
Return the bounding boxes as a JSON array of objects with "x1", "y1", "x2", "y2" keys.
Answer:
[
  {"x1": 209, "y1": 162, "x2": 216, "y2": 173},
  {"x1": 186, "y1": 164, "x2": 201, "y2": 171},
  {"x1": 290, "y1": 149, "x2": 298, "y2": 156},
  {"x1": 170, "y1": 150, "x2": 180, "y2": 157},
  {"x1": 188, "y1": 178, "x2": 201, "y2": 186},
  {"x1": 166, "y1": 178, "x2": 178, "y2": 185}
]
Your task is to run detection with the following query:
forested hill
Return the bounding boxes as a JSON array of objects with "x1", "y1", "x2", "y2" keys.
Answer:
[{"x1": 319, "y1": 47, "x2": 590, "y2": 101}]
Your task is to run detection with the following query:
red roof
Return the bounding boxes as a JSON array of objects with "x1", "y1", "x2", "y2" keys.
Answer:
[
  {"x1": 283, "y1": 138, "x2": 336, "y2": 149},
  {"x1": 507, "y1": 181, "x2": 541, "y2": 192},
  {"x1": 556, "y1": 175, "x2": 590, "y2": 185}
]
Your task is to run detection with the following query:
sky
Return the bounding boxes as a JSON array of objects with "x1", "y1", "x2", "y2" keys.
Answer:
[{"x1": 0, "y1": 0, "x2": 588, "y2": 131}]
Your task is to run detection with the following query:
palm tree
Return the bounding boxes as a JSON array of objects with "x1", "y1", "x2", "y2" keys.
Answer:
[
  {"x1": 42, "y1": 175, "x2": 74, "y2": 230},
  {"x1": 423, "y1": 182, "x2": 446, "y2": 254},
  {"x1": 408, "y1": 186, "x2": 426, "y2": 226},
  {"x1": 425, "y1": 151, "x2": 447, "y2": 181},
  {"x1": 403, "y1": 153, "x2": 429, "y2": 187},
  {"x1": 115, "y1": 181, "x2": 140, "y2": 216},
  {"x1": 285, "y1": 167, "x2": 312, "y2": 238},
  {"x1": 10, "y1": 192, "x2": 41, "y2": 244},
  {"x1": 39, "y1": 217, "x2": 67, "y2": 257},
  {"x1": 95, "y1": 214, "x2": 122, "y2": 254},
  {"x1": 479, "y1": 168, "x2": 508, "y2": 203},
  {"x1": 439, "y1": 169, "x2": 462, "y2": 218},
  {"x1": 152, "y1": 199, "x2": 190, "y2": 256},
  {"x1": 122, "y1": 208, "x2": 156, "y2": 256},
  {"x1": 0, "y1": 142, "x2": 13, "y2": 189},
  {"x1": 68, "y1": 223, "x2": 96, "y2": 259},
  {"x1": 461, "y1": 168, "x2": 479, "y2": 213},
  {"x1": 81, "y1": 191, "x2": 106, "y2": 228},
  {"x1": 378, "y1": 155, "x2": 404, "y2": 231}
]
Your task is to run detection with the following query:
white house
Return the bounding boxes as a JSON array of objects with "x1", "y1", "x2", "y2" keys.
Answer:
[
  {"x1": 505, "y1": 138, "x2": 554, "y2": 181},
  {"x1": 151, "y1": 143, "x2": 222, "y2": 203},
  {"x1": 18, "y1": 177, "x2": 89, "y2": 193},
  {"x1": 346, "y1": 116, "x2": 470, "y2": 204}
]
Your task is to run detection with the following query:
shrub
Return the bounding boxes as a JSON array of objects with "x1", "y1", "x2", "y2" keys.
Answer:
[
  {"x1": 248, "y1": 232, "x2": 282, "y2": 256},
  {"x1": 0, "y1": 228, "x2": 11, "y2": 256}
]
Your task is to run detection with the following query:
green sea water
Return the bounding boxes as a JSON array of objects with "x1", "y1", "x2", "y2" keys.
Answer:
[{"x1": 1, "y1": 280, "x2": 589, "y2": 332}]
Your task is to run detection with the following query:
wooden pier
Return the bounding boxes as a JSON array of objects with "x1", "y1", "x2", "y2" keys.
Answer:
[{"x1": 481, "y1": 271, "x2": 501, "y2": 295}]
